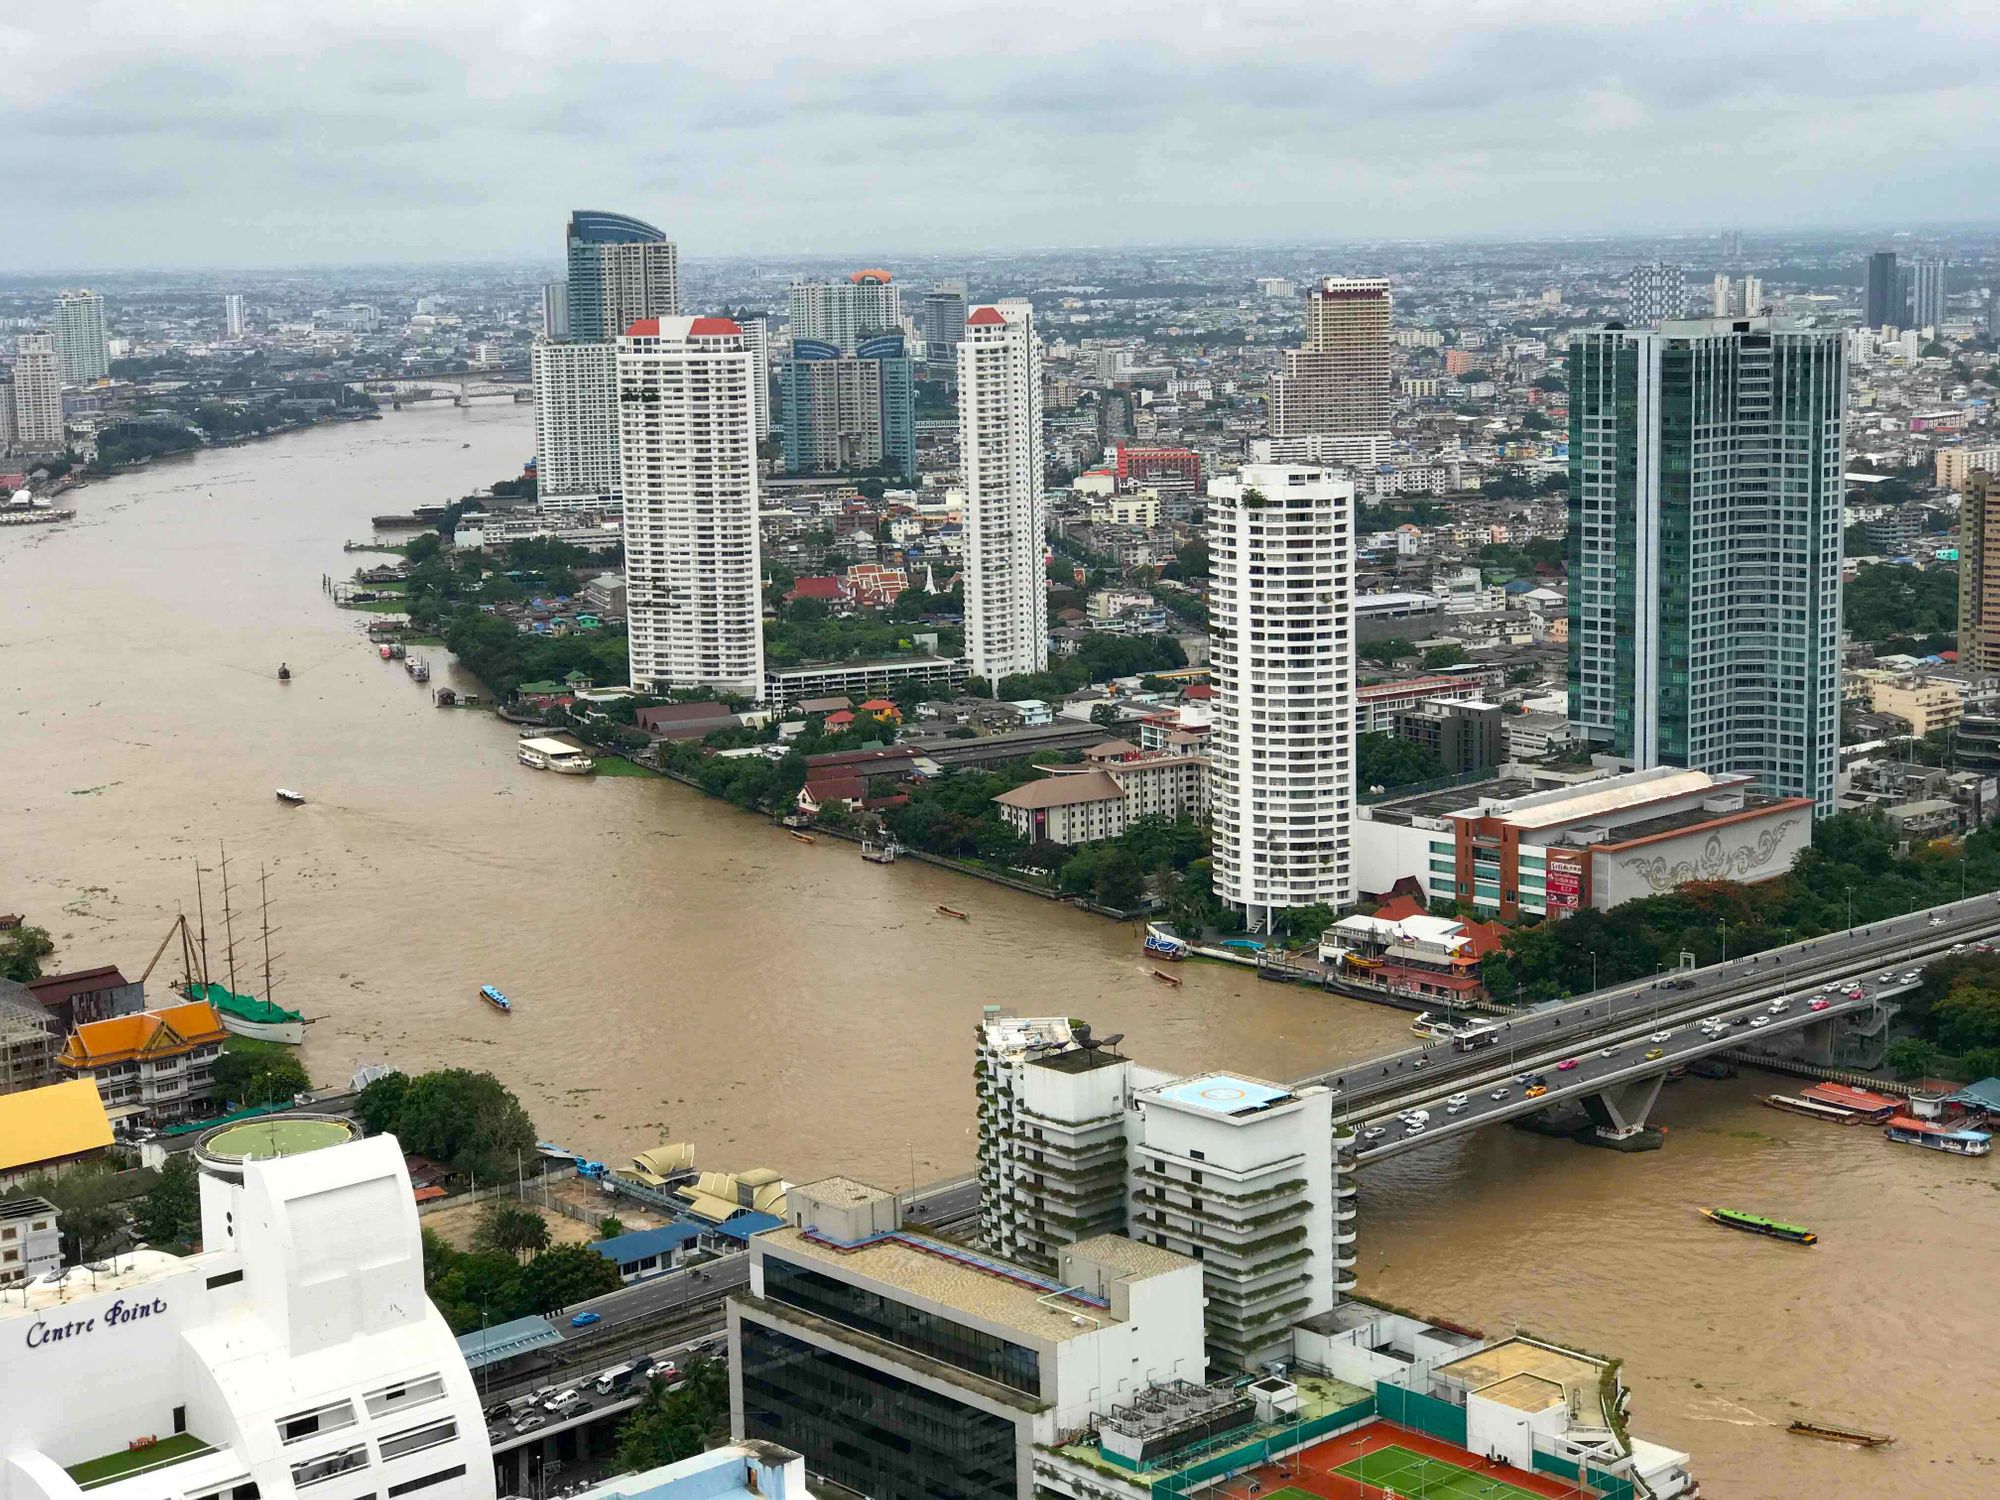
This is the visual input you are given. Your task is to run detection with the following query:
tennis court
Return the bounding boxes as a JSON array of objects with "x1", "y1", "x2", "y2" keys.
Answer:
[{"x1": 1335, "y1": 1446, "x2": 1555, "y2": 1500}]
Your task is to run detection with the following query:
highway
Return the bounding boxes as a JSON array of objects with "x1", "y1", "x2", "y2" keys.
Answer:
[
  {"x1": 1307, "y1": 891, "x2": 2000, "y2": 1121},
  {"x1": 1350, "y1": 965, "x2": 1923, "y2": 1161}
]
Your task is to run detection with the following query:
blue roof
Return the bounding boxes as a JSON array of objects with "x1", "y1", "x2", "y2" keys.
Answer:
[
  {"x1": 591, "y1": 1221, "x2": 708, "y2": 1264},
  {"x1": 1948, "y1": 1076, "x2": 2000, "y2": 1110},
  {"x1": 567, "y1": 209, "x2": 666, "y2": 245},
  {"x1": 457, "y1": 1314, "x2": 562, "y2": 1369},
  {"x1": 711, "y1": 1212, "x2": 783, "y2": 1243}
]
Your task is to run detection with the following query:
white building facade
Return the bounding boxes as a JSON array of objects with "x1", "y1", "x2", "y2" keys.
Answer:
[
  {"x1": 1206, "y1": 465, "x2": 1357, "y2": 931},
  {"x1": 618, "y1": 317, "x2": 765, "y2": 697},
  {"x1": 12, "y1": 334, "x2": 64, "y2": 452},
  {"x1": 0, "y1": 1125, "x2": 490, "y2": 1500},
  {"x1": 958, "y1": 303, "x2": 1047, "y2": 685},
  {"x1": 532, "y1": 338, "x2": 621, "y2": 500},
  {"x1": 54, "y1": 292, "x2": 109, "y2": 385}
]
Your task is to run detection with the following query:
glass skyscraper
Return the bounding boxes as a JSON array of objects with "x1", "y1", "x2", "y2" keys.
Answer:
[
  {"x1": 1567, "y1": 316, "x2": 1845, "y2": 817},
  {"x1": 780, "y1": 334, "x2": 916, "y2": 479},
  {"x1": 1864, "y1": 250, "x2": 1899, "y2": 329}
]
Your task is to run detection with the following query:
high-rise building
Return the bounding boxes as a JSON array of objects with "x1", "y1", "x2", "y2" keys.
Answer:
[
  {"x1": 11, "y1": 333, "x2": 64, "y2": 451},
  {"x1": 1865, "y1": 250, "x2": 1900, "y2": 329},
  {"x1": 729, "y1": 1175, "x2": 1206, "y2": 1500},
  {"x1": 541, "y1": 279, "x2": 570, "y2": 340},
  {"x1": 1960, "y1": 472, "x2": 2000, "y2": 674},
  {"x1": 0, "y1": 378, "x2": 16, "y2": 454},
  {"x1": 781, "y1": 333, "x2": 914, "y2": 479},
  {"x1": 1625, "y1": 261, "x2": 1685, "y2": 327},
  {"x1": 1709, "y1": 273, "x2": 1731, "y2": 317},
  {"x1": 1910, "y1": 257, "x2": 1947, "y2": 334},
  {"x1": 973, "y1": 1010, "x2": 1353, "y2": 1371},
  {"x1": 1988, "y1": 283, "x2": 2000, "y2": 340},
  {"x1": 1720, "y1": 229, "x2": 1744, "y2": 260},
  {"x1": 53, "y1": 290, "x2": 108, "y2": 384},
  {"x1": 1206, "y1": 464, "x2": 1356, "y2": 931},
  {"x1": 618, "y1": 316, "x2": 765, "y2": 697},
  {"x1": 919, "y1": 280, "x2": 968, "y2": 367},
  {"x1": 958, "y1": 303, "x2": 1046, "y2": 685},
  {"x1": 531, "y1": 338, "x2": 620, "y2": 499},
  {"x1": 738, "y1": 315, "x2": 771, "y2": 442},
  {"x1": 223, "y1": 293, "x2": 246, "y2": 338},
  {"x1": 788, "y1": 270, "x2": 900, "y2": 353},
  {"x1": 565, "y1": 210, "x2": 678, "y2": 342},
  {"x1": 1568, "y1": 316, "x2": 1845, "y2": 816},
  {"x1": 1269, "y1": 276, "x2": 1391, "y2": 440}
]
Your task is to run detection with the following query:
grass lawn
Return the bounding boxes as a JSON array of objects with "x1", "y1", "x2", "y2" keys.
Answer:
[
  {"x1": 67, "y1": 1434, "x2": 213, "y2": 1488},
  {"x1": 592, "y1": 756, "x2": 660, "y2": 778}
]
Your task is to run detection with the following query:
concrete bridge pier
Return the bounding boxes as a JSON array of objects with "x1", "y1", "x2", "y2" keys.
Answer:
[{"x1": 1577, "y1": 1073, "x2": 1666, "y2": 1142}]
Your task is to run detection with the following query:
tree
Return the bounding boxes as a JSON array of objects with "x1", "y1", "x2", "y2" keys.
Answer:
[
  {"x1": 1360, "y1": 638, "x2": 1414, "y2": 666},
  {"x1": 354, "y1": 1068, "x2": 536, "y2": 1184},
  {"x1": 1885, "y1": 1037, "x2": 1944, "y2": 1079},
  {"x1": 616, "y1": 1357, "x2": 731, "y2": 1472},
  {"x1": 0, "y1": 924, "x2": 55, "y2": 982},
  {"x1": 517, "y1": 1242, "x2": 621, "y2": 1314},
  {"x1": 1358, "y1": 732, "x2": 1443, "y2": 793},
  {"x1": 1421, "y1": 644, "x2": 1469, "y2": 670},
  {"x1": 474, "y1": 1202, "x2": 552, "y2": 1260},
  {"x1": 597, "y1": 1215, "x2": 626, "y2": 1240},
  {"x1": 213, "y1": 1043, "x2": 311, "y2": 1107},
  {"x1": 5, "y1": 1164, "x2": 130, "y2": 1263},
  {"x1": 1092, "y1": 849, "x2": 1146, "y2": 909},
  {"x1": 135, "y1": 1153, "x2": 202, "y2": 1247}
]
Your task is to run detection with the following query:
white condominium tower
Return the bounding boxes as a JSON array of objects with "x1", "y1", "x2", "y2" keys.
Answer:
[
  {"x1": 958, "y1": 302, "x2": 1047, "y2": 685},
  {"x1": 11, "y1": 333, "x2": 64, "y2": 451},
  {"x1": 531, "y1": 338, "x2": 620, "y2": 499},
  {"x1": 1207, "y1": 464, "x2": 1356, "y2": 932},
  {"x1": 789, "y1": 270, "x2": 901, "y2": 351},
  {"x1": 54, "y1": 290, "x2": 109, "y2": 384},
  {"x1": 1270, "y1": 277, "x2": 1391, "y2": 440},
  {"x1": 224, "y1": 293, "x2": 246, "y2": 337},
  {"x1": 618, "y1": 317, "x2": 766, "y2": 697}
]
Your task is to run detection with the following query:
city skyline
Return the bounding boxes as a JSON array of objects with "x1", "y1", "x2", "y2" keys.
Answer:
[{"x1": 7, "y1": 2, "x2": 1998, "y2": 269}]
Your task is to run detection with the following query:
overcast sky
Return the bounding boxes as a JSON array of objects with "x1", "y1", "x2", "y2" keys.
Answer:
[{"x1": 7, "y1": 0, "x2": 1996, "y2": 270}]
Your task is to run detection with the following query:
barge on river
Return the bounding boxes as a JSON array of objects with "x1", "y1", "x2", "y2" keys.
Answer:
[{"x1": 1699, "y1": 1207, "x2": 1817, "y2": 1244}]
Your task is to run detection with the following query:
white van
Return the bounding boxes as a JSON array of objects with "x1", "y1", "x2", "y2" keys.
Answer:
[{"x1": 544, "y1": 1388, "x2": 583, "y2": 1414}]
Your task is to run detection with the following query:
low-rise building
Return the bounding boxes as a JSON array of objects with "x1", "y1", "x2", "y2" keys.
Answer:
[
  {"x1": 0, "y1": 1078, "x2": 114, "y2": 1186},
  {"x1": 1356, "y1": 765, "x2": 1814, "y2": 920},
  {"x1": 57, "y1": 999, "x2": 226, "y2": 1125},
  {"x1": 728, "y1": 1176, "x2": 1207, "y2": 1500},
  {"x1": 764, "y1": 655, "x2": 965, "y2": 712},
  {"x1": 1391, "y1": 698, "x2": 1505, "y2": 777},
  {"x1": 991, "y1": 752, "x2": 1208, "y2": 845},
  {"x1": 1860, "y1": 673, "x2": 1964, "y2": 736},
  {"x1": 0, "y1": 990, "x2": 60, "y2": 1096},
  {"x1": 1356, "y1": 672, "x2": 1502, "y2": 733},
  {"x1": 0, "y1": 1196, "x2": 60, "y2": 1284}
]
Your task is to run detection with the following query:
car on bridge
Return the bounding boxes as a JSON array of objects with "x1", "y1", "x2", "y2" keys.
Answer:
[
  {"x1": 1490, "y1": 1087, "x2": 1511, "y2": 1100},
  {"x1": 1809, "y1": 998, "x2": 1830, "y2": 1011},
  {"x1": 1650, "y1": 1030, "x2": 1673, "y2": 1042},
  {"x1": 512, "y1": 1412, "x2": 547, "y2": 1433},
  {"x1": 1524, "y1": 1084, "x2": 1548, "y2": 1098},
  {"x1": 1645, "y1": 1047, "x2": 1665, "y2": 1060},
  {"x1": 571, "y1": 1311, "x2": 602, "y2": 1328},
  {"x1": 1557, "y1": 1058, "x2": 1578, "y2": 1071}
]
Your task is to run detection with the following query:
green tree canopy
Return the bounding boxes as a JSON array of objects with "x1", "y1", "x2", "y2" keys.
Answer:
[
  {"x1": 135, "y1": 1153, "x2": 202, "y2": 1247},
  {"x1": 355, "y1": 1068, "x2": 536, "y2": 1183}
]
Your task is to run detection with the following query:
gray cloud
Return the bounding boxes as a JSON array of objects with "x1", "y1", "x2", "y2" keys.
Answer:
[{"x1": 3, "y1": 0, "x2": 1995, "y2": 268}]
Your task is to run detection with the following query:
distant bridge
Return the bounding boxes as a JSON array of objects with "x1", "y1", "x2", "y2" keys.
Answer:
[{"x1": 354, "y1": 369, "x2": 532, "y2": 405}]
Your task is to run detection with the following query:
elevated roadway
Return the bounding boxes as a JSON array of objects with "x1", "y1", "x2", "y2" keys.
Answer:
[{"x1": 1304, "y1": 893, "x2": 2000, "y2": 1137}]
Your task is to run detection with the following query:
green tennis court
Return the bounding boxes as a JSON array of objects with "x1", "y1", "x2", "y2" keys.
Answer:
[{"x1": 1332, "y1": 1446, "x2": 1553, "y2": 1500}]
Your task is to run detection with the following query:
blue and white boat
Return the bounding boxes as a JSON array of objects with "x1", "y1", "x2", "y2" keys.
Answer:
[
  {"x1": 1144, "y1": 927, "x2": 1191, "y2": 961},
  {"x1": 479, "y1": 984, "x2": 512, "y2": 1014}
]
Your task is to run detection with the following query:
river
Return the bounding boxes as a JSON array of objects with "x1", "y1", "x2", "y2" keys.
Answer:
[{"x1": 2, "y1": 404, "x2": 1990, "y2": 1491}]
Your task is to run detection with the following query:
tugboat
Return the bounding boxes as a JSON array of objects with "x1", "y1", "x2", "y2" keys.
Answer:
[
  {"x1": 277, "y1": 662, "x2": 291, "y2": 682},
  {"x1": 479, "y1": 984, "x2": 512, "y2": 1014},
  {"x1": 1699, "y1": 1207, "x2": 1817, "y2": 1244}
]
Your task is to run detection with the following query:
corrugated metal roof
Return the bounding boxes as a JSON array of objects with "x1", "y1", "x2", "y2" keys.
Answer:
[
  {"x1": 457, "y1": 1314, "x2": 562, "y2": 1369},
  {"x1": 592, "y1": 1222, "x2": 707, "y2": 1262}
]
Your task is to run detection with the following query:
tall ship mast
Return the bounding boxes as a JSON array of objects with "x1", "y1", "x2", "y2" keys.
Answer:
[{"x1": 181, "y1": 846, "x2": 309, "y2": 1046}]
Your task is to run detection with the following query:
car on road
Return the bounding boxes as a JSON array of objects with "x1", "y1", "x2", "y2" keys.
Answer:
[
  {"x1": 1808, "y1": 998, "x2": 1830, "y2": 1011},
  {"x1": 1644, "y1": 1047, "x2": 1665, "y2": 1060},
  {"x1": 1650, "y1": 1031, "x2": 1672, "y2": 1042},
  {"x1": 1599, "y1": 1046, "x2": 1618, "y2": 1057},
  {"x1": 483, "y1": 1401, "x2": 513, "y2": 1422},
  {"x1": 1446, "y1": 1093, "x2": 1468, "y2": 1109},
  {"x1": 644, "y1": 1359, "x2": 679, "y2": 1381},
  {"x1": 545, "y1": 1388, "x2": 583, "y2": 1414},
  {"x1": 1730, "y1": 1014, "x2": 1752, "y2": 1027},
  {"x1": 1403, "y1": 1121, "x2": 1426, "y2": 1135},
  {"x1": 1901, "y1": 972, "x2": 1920, "y2": 983},
  {"x1": 1524, "y1": 1084, "x2": 1548, "y2": 1098},
  {"x1": 1490, "y1": 1087, "x2": 1511, "y2": 1101},
  {"x1": 1846, "y1": 987, "x2": 1865, "y2": 999},
  {"x1": 570, "y1": 1311, "x2": 602, "y2": 1328},
  {"x1": 1768, "y1": 1000, "x2": 1789, "y2": 1013},
  {"x1": 1514, "y1": 1072, "x2": 1535, "y2": 1085},
  {"x1": 1749, "y1": 1016, "x2": 1770, "y2": 1028},
  {"x1": 1362, "y1": 1126, "x2": 1387, "y2": 1141},
  {"x1": 1557, "y1": 1058, "x2": 1579, "y2": 1071},
  {"x1": 1662, "y1": 977, "x2": 1695, "y2": 990},
  {"x1": 512, "y1": 1412, "x2": 547, "y2": 1433}
]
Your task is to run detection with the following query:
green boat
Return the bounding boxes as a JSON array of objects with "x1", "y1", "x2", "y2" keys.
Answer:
[
  {"x1": 1699, "y1": 1207, "x2": 1816, "y2": 1245},
  {"x1": 184, "y1": 980, "x2": 307, "y2": 1045}
]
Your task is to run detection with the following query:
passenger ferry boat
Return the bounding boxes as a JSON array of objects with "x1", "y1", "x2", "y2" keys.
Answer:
[
  {"x1": 1699, "y1": 1207, "x2": 1818, "y2": 1244},
  {"x1": 1143, "y1": 927, "x2": 1191, "y2": 961},
  {"x1": 517, "y1": 737, "x2": 595, "y2": 774},
  {"x1": 1882, "y1": 1115, "x2": 1992, "y2": 1156}
]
